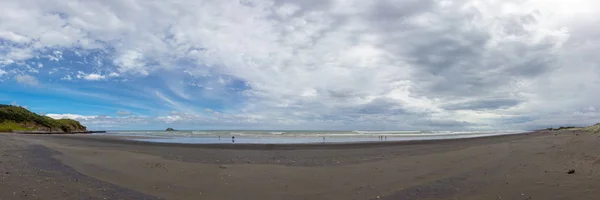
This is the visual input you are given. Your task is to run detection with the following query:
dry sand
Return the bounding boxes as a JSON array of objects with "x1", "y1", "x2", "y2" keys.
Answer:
[{"x1": 2, "y1": 130, "x2": 600, "y2": 200}]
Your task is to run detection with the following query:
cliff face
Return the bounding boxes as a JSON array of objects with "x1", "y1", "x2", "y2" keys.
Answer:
[{"x1": 0, "y1": 105, "x2": 87, "y2": 133}]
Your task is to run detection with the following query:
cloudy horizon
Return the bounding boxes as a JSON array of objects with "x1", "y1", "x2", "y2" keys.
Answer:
[{"x1": 2, "y1": 0, "x2": 600, "y2": 130}]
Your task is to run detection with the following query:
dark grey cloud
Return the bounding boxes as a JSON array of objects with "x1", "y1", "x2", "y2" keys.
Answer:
[
  {"x1": 272, "y1": 0, "x2": 331, "y2": 10},
  {"x1": 356, "y1": 98, "x2": 405, "y2": 115},
  {"x1": 497, "y1": 116, "x2": 536, "y2": 124},
  {"x1": 326, "y1": 89, "x2": 364, "y2": 99},
  {"x1": 362, "y1": 1, "x2": 562, "y2": 101},
  {"x1": 443, "y1": 99, "x2": 522, "y2": 111},
  {"x1": 417, "y1": 119, "x2": 477, "y2": 129},
  {"x1": 369, "y1": 0, "x2": 435, "y2": 21}
]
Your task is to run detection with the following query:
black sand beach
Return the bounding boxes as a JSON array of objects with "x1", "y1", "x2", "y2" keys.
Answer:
[{"x1": 2, "y1": 130, "x2": 600, "y2": 199}]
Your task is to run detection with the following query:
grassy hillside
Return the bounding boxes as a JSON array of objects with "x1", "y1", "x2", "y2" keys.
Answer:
[
  {"x1": 583, "y1": 123, "x2": 600, "y2": 133},
  {"x1": 0, "y1": 104, "x2": 86, "y2": 133}
]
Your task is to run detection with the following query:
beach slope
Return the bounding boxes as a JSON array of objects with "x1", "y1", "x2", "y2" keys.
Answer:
[{"x1": 2, "y1": 130, "x2": 600, "y2": 200}]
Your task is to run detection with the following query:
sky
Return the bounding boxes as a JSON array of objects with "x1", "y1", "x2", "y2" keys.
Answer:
[{"x1": 1, "y1": 0, "x2": 600, "y2": 130}]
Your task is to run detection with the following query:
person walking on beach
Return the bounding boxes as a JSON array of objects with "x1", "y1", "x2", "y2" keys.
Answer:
[{"x1": 232, "y1": 136, "x2": 235, "y2": 143}]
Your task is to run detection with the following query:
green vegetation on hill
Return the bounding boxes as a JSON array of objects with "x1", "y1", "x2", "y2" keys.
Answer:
[
  {"x1": 0, "y1": 104, "x2": 86, "y2": 133},
  {"x1": 583, "y1": 123, "x2": 600, "y2": 133},
  {"x1": 0, "y1": 121, "x2": 35, "y2": 132},
  {"x1": 547, "y1": 124, "x2": 600, "y2": 133},
  {"x1": 546, "y1": 126, "x2": 579, "y2": 131}
]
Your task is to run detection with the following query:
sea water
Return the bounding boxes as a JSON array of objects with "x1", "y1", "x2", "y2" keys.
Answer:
[{"x1": 94, "y1": 130, "x2": 528, "y2": 144}]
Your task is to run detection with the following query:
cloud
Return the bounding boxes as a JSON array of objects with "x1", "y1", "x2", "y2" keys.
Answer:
[
  {"x1": 82, "y1": 73, "x2": 106, "y2": 81},
  {"x1": 116, "y1": 110, "x2": 132, "y2": 115},
  {"x1": 46, "y1": 113, "x2": 98, "y2": 120},
  {"x1": 45, "y1": 114, "x2": 152, "y2": 129},
  {"x1": 2, "y1": 0, "x2": 600, "y2": 130},
  {"x1": 15, "y1": 75, "x2": 39, "y2": 86},
  {"x1": 114, "y1": 50, "x2": 148, "y2": 76},
  {"x1": 60, "y1": 75, "x2": 72, "y2": 80},
  {"x1": 443, "y1": 99, "x2": 523, "y2": 111},
  {"x1": 154, "y1": 91, "x2": 179, "y2": 109}
]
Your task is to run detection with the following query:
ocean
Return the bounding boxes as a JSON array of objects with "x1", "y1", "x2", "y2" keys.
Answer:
[{"x1": 94, "y1": 130, "x2": 528, "y2": 144}]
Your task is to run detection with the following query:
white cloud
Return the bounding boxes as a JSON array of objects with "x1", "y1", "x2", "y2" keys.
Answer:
[
  {"x1": 46, "y1": 113, "x2": 98, "y2": 120},
  {"x1": 61, "y1": 75, "x2": 72, "y2": 80},
  {"x1": 0, "y1": 69, "x2": 6, "y2": 76},
  {"x1": 82, "y1": 73, "x2": 106, "y2": 81},
  {"x1": 15, "y1": 75, "x2": 39, "y2": 86},
  {"x1": 73, "y1": 71, "x2": 106, "y2": 81},
  {"x1": 275, "y1": 3, "x2": 301, "y2": 18},
  {"x1": 2, "y1": 0, "x2": 600, "y2": 129},
  {"x1": 0, "y1": 31, "x2": 31, "y2": 43},
  {"x1": 113, "y1": 50, "x2": 148, "y2": 75},
  {"x1": 154, "y1": 91, "x2": 192, "y2": 112}
]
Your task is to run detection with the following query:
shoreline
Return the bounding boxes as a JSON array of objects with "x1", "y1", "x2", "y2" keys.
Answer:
[
  {"x1": 9, "y1": 130, "x2": 107, "y2": 134},
  {"x1": 40, "y1": 130, "x2": 538, "y2": 150}
]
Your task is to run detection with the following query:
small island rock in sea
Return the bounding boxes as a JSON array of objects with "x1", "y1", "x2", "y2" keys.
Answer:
[{"x1": 165, "y1": 128, "x2": 176, "y2": 131}]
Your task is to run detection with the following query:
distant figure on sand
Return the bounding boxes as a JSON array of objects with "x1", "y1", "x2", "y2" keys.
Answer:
[
  {"x1": 323, "y1": 137, "x2": 325, "y2": 143},
  {"x1": 232, "y1": 136, "x2": 235, "y2": 143}
]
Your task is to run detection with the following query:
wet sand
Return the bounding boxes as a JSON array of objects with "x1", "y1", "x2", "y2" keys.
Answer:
[{"x1": 2, "y1": 130, "x2": 600, "y2": 200}]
